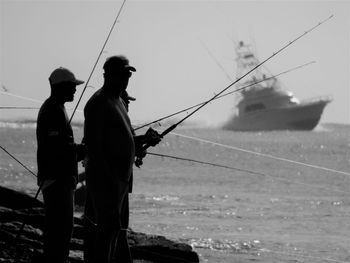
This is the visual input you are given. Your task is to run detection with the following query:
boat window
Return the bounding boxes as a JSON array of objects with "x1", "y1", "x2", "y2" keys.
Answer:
[
  {"x1": 244, "y1": 54, "x2": 254, "y2": 59},
  {"x1": 245, "y1": 103, "x2": 266, "y2": 112}
]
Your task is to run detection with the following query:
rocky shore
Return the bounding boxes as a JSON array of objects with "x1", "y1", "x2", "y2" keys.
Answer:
[{"x1": 0, "y1": 185, "x2": 199, "y2": 263}]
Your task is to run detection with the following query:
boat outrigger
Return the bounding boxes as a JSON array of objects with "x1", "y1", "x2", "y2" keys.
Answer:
[{"x1": 223, "y1": 41, "x2": 332, "y2": 131}]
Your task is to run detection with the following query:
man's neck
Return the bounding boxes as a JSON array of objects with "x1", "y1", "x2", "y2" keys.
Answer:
[
  {"x1": 102, "y1": 83, "x2": 122, "y2": 98},
  {"x1": 49, "y1": 94, "x2": 65, "y2": 105}
]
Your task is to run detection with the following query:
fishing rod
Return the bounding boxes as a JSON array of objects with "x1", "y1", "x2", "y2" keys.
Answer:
[
  {"x1": 134, "y1": 61, "x2": 315, "y2": 131},
  {"x1": 0, "y1": 145, "x2": 40, "y2": 240},
  {"x1": 68, "y1": 0, "x2": 127, "y2": 124},
  {"x1": 0, "y1": 145, "x2": 37, "y2": 178},
  {"x1": 135, "y1": 15, "x2": 333, "y2": 166}
]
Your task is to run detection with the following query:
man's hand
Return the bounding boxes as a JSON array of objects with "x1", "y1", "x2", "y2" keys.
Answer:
[
  {"x1": 144, "y1": 128, "x2": 162, "y2": 147},
  {"x1": 134, "y1": 128, "x2": 162, "y2": 168},
  {"x1": 135, "y1": 148, "x2": 147, "y2": 159}
]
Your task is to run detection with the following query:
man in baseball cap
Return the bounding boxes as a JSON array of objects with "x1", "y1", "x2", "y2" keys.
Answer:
[
  {"x1": 36, "y1": 67, "x2": 86, "y2": 263},
  {"x1": 48, "y1": 67, "x2": 84, "y2": 102},
  {"x1": 83, "y1": 55, "x2": 161, "y2": 263}
]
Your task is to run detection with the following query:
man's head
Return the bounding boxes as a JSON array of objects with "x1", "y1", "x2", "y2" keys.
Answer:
[
  {"x1": 103, "y1": 55, "x2": 136, "y2": 91},
  {"x1": 49, "y1": 67, "x2": 84, "y2": 102}
]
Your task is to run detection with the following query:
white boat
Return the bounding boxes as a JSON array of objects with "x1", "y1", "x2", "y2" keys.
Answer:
[{"x1": 223, "y1": 41, "x2": 332, "y2": 131}]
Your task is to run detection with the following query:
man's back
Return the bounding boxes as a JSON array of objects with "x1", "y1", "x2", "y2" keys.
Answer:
[
  {"x1": 84, "y1": 88, "x2": 135, "y2": 183},
  {"x1": 36, "y1": 97, "x2": 77, "y2": 183}
]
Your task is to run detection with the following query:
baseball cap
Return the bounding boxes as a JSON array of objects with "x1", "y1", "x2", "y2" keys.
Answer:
[
  {"x1": 103, "y1": 56, "x2": 136, "y2": 74},
  {"x1": 49, "y1": 67, "x2": 84, "y2": 85}
]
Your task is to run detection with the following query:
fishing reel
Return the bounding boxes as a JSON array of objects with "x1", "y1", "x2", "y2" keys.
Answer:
[{"x1": 134, "y1": 127, "x2": 162, "y2": 168}]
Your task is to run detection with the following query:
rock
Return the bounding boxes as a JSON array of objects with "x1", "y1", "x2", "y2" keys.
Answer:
[
  {"x1": 0, "y1": 186, "x2": 199, "y2": 263},
  {"x1": 0, "y1": 186, "x2": 43, "y2": 209}
]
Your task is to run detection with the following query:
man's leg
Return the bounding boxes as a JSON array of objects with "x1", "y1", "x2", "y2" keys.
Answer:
[
  {"x1": 90, "y1": 180, "x2": 129, "y2": 263},
  {"x1": 83, "y1": 190, "x2": 96, "y2": 263},
  {"x1": 42, "y1": 181, "x2": 74, "y2": 263},
  {"x1": 112, "y1": 193, "x2": 132, "y2": 263}
]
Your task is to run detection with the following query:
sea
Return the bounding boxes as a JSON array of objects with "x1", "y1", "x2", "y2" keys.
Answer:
[{"x1": 1, "y1": 120, "x2": 350, "y2": 263}]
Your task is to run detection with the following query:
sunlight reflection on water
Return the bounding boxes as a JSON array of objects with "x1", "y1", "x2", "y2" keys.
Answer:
[{"x1": 186, "y1": 237, "x2": 261, "y2": 252}]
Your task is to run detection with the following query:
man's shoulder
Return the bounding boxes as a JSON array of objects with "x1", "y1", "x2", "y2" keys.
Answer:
[
  {"x1": 86, "y1": 89, "x2": 104, "y2": 104},
  {"x1": 39, "y1": 98, "x2": 53, "y2": 110},
  {"x1": 38, "y1": 98, "x2": 61, "y2": 117},
  {"x1": 37, "y1": 98, "x2": 65, "y2": 129},
  {"x1": 84, "y1": 89, "x2": 110, "y2": 114}
]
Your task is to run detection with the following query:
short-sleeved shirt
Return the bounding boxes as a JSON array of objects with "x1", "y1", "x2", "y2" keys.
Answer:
[{"x1": 36, "y1": 97, "x2": 78, "y2": 184}]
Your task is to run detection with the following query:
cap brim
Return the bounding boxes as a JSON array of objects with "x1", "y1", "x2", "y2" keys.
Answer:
[
  {"x1": 126, "y1": 66, "x2": 136, "y2": 72},
  {"x1": 74, "y1": 79, "x2": 85, "y2": 85}
]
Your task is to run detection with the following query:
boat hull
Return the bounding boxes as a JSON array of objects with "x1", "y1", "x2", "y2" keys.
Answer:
[{"x1": 223, "y1": 99, "x2": 330, "y2": 131}]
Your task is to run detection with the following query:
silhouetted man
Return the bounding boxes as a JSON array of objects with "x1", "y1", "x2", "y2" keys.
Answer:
[
  {"x1": 36, "y1": 67, "x2": 85, "y2": 263},
  {"x1": 83, "y1": 55, "x2": 161, "y2": 263}
]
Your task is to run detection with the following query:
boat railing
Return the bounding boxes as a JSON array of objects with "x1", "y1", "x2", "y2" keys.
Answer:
[{"x1": 300, "y1": 95, "x2": 333, "y2": 104}]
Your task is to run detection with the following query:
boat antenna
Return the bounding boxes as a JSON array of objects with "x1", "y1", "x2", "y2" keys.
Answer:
[
  {"x1": 134, "y1": 61, "x2": 315, "y2": 131},
  {"x1": 198, "y1": 38, "x2": 233, "y2": 82},
  {"x1": 135, "y1": 15, "x2": 333, "y2": 166}
]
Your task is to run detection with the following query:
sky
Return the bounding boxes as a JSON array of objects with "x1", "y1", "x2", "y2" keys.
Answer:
[{"x1": 0, "y1": 0, "x2": 349, "y2": 126}]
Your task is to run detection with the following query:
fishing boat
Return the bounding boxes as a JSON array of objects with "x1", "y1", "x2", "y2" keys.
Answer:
[{"x1": 223, "y1": 41, "x2": 332, "y2": 131}]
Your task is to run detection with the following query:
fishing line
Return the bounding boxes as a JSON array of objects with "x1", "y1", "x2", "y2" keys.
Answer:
[
  {"x1": 0, "y1": 91, "x2": 44, "y2": 104},
  {"x1": 147, "y1": 151, "x2": 350, "y2": 195},
  {"x1": 148, "y1": 152, "x2": 264, "y2": 174},
  {"x1": 169, "y1": 132, "x2": 350, "y2": 177},
  {"x1": 0, "y1": 107, "x2": 40, "y2": 109},
  {"x1": 0, "y1": 91, "x2": 84, "y2": 113},
  {"x1": 134, "y1": 61, "x2": 315, "y2": 131},
  {"x1": 68, "y1": 0, "x2": 127, "y2": 124}
]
